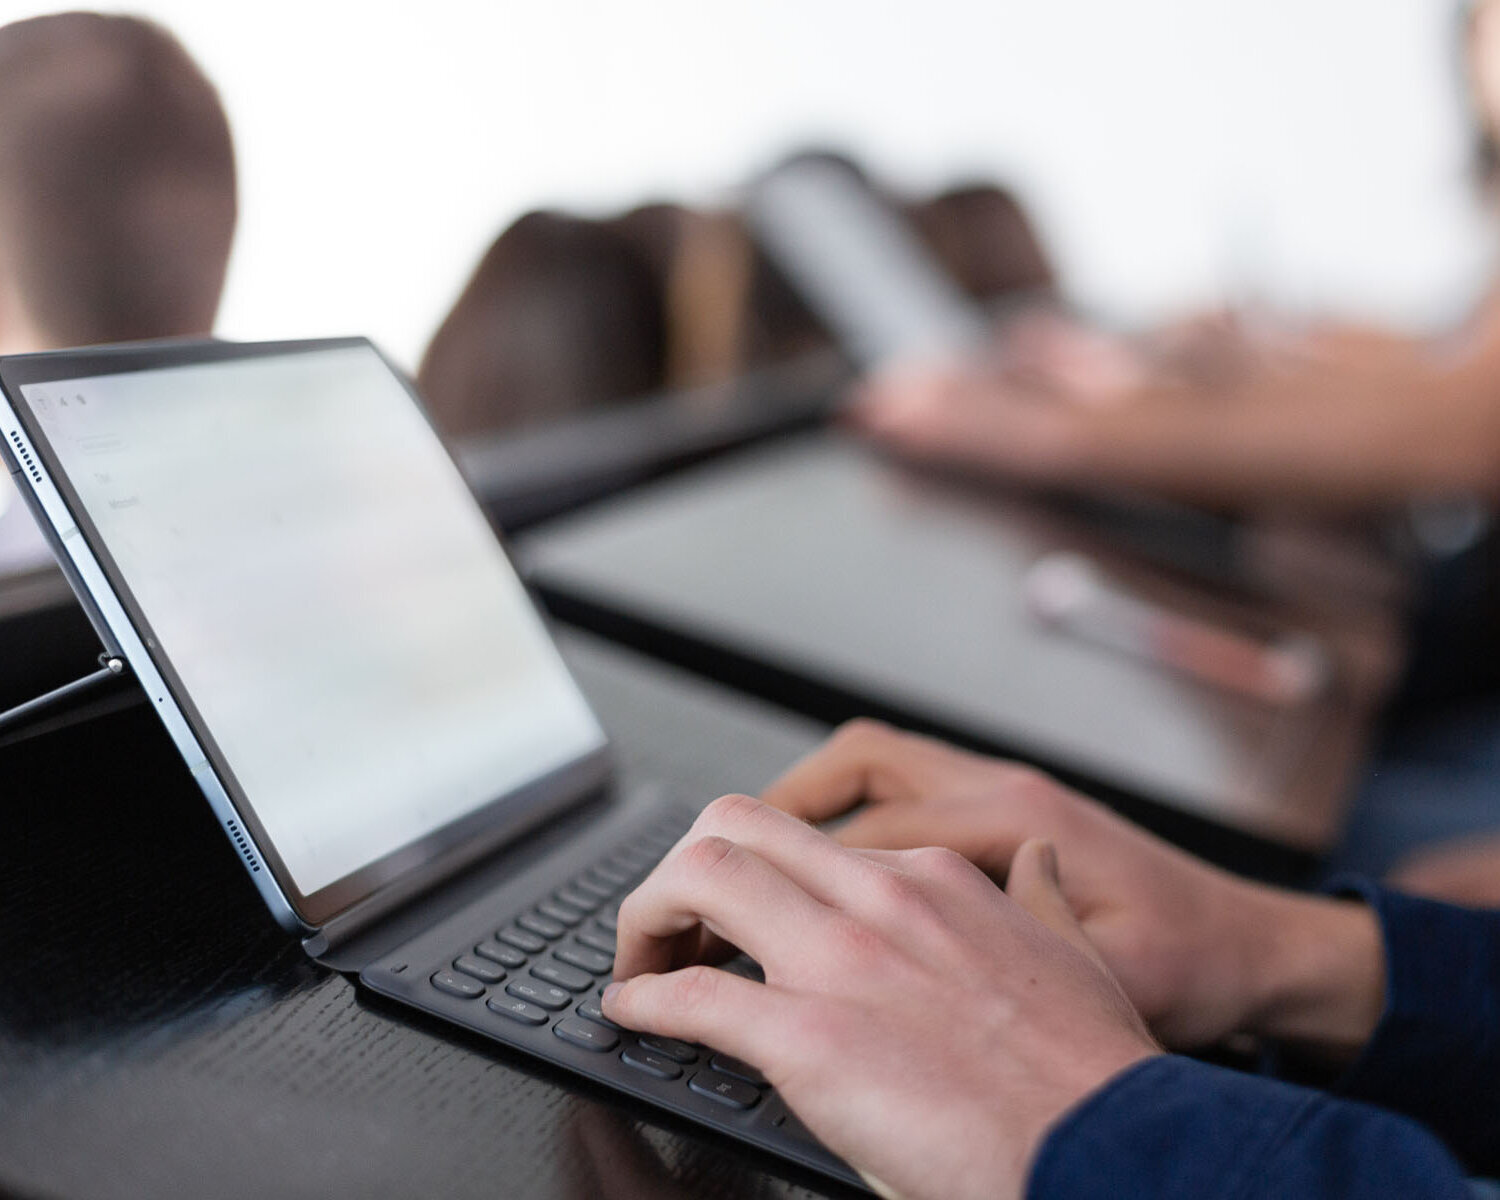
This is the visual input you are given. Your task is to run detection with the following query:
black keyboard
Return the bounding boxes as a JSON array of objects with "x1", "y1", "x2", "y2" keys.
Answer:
[
  {"x1": 361, "y1": 802, "x2": 861, "y2": 1190},
  {"x1": 431, "y1": 816, "x2": 773, "y2": 1100}
]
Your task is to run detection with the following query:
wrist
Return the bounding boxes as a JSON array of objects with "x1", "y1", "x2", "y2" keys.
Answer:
[{"x1": 1237, "y1": 887, "x2": 1386, "y2": 1062}]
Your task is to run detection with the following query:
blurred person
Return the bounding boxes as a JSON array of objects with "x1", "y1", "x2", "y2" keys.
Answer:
[
  {"x1": 909, "y1": 181, "x2": 1056, "y2": 303},
  {"x1": 849, "y1": 0, "x2": 1500, "y2": 906},
  {"x1": 0, "y1": 11, "x2": 237, "y2": 575},
  {"x1": 0, "y1": 11, "x2": 236, "y2": 353},
  {"x1": 419, "y1": 154, "x2": 1057, "y2": 438},
  {"x1": 416, "y1": 209, "x2": 669, "y2": 438},
  {"x1": 598, "y1": 723, "x2": 1499, "y2": 1200},
  {"x1": 851, "y1": 0, "x2": 1500, "y2": 512}
]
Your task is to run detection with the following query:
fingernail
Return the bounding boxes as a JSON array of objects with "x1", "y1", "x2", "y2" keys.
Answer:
[
  {"x1": 602, "y1": 981, "x2": 624, "y2": 1008},
  {"x1": 1039, "y1": 841, "x2": 1060, "y2": 883}
]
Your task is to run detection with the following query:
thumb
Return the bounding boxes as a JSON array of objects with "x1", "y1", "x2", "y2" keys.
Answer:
[{"x1": 1005, "y1": 839, "x2": 1108, "y2": 971}]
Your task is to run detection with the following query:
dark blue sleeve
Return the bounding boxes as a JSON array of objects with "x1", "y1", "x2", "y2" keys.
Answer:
[
  {"x1": 1027, "y1": 1055, "x2": 1473, "y2": 1200},
  {"x1": 1321, "y1": 881, "x2": 1500, "y2": 1171}
]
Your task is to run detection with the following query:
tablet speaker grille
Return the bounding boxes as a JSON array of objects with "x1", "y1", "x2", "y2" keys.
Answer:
[
  {"x1": 8, "y1": 430, "x2": 41, "y2": 484},
  {"x1": 224, "y1": 817, "x2": 262, "y2": 874}
]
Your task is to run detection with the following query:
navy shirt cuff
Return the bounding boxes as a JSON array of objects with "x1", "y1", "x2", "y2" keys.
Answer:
[
  {"x1": 1029, "y1": 1054, "x2": 1470, "y2": 1200},
  {"x1": 1318, "y1": 877, "x2": 1500, "y2": 1168}
]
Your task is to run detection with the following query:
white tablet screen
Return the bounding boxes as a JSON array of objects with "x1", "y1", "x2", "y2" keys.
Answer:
[{"x1": 20, "y1": 344, "x2": 604, "y2": 896}]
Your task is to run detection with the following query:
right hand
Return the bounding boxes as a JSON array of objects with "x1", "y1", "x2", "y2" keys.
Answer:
[
  {"x1": 764, "y1": 719, "x2": 1387, "y2": 1058},
  {"x1": 603, "y1": 793, "x2": 1159, "y2": 1200}
]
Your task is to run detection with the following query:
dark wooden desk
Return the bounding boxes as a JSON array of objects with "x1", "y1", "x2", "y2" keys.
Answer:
[{"x1": 0, "y1": 630, "x2": 848, "y2": 1200}]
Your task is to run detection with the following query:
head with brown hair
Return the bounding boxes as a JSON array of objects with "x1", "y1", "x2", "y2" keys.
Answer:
[
  {"x1": 418, "y1": 209, "x2": 669, "y2": 438},
  {"x1": 909, "y1": 183, "x2": 1055, "y2": 301},
  {"x1": 0, "y1": 11, "x2": 236, "y2": 351}
]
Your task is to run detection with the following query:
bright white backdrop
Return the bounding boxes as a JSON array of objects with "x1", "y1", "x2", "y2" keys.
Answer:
[{"x1": 0, "y1": 0, "x2": 1491, "y2": 370}]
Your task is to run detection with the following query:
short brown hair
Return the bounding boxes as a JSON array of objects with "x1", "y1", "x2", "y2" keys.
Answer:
[
  {"x1": 417, "y1": 210, "x2": 668, "y2": 437},
  {"x1": 0, "y1": 12, "x2": 236, "y2": 345}
]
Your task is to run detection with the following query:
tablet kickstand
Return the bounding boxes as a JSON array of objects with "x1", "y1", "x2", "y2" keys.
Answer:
[{"x1": 0, "y1": 652, "x2": 132, "y2": 746}]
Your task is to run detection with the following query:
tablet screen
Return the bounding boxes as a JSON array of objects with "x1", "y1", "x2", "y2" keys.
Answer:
[{"x1": 17, "y1": 343, "x2": 604, "y2": 899}]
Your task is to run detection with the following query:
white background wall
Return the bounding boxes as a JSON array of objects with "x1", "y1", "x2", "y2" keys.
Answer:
[{"x1": 0, "y1": 0, "x2": 1491, "y2": 370}]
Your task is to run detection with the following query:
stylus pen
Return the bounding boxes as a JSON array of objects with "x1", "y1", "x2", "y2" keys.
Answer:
[{"x1": 1024, "y1": 553, "x2": 1330, "y2": 707}]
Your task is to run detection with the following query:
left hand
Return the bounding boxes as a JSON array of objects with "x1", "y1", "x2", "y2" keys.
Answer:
[
  {"x1": 762, "y1": 720, "x2": 1387, "y2": 1060},
  {"x1": 602, "y1": 793, "x2": 1159, "y2": 1200},
  {"x1": 850, "y1": 321, "x2": 1497, "y2": 511}
]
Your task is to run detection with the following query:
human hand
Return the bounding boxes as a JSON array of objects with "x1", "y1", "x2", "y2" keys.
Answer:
[
  {"x1": 764, "y1": 720, "x2": 1387, "y2": 1058},
  {"x1": 602, "y1": 793, "x2": 1159, "y2": 1200},
  {"x1": 850, "y1": 321, "x2": 1500, "y2": 510}
]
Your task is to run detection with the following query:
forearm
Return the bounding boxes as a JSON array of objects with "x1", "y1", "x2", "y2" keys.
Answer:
[
  {"x1": 1065, "y1": 351, "x2": 1500, "y2": 509},
  {"x1": 1236, "y1": 887, "x2": 1386, "y2": 1064}
]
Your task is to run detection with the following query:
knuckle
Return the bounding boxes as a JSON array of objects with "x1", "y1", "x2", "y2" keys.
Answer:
[
  {"x1": 905, "y1": 844, "x2": 977, "y2": 885},
  {"x1": 868, "y1": 863, "x2": 927, "y2": 914},
  {"x1": 832, "y1": 717, "x2": 894, "y2": 749},
  {"x1": 679, "y1": 833, "x2": 739, "y2": 879},
  {"x1": 999, "y1": 764, "x2": 1065, "y2": 811},
  {"x1": 697, "y1": 791, "x2": 761, "y2": 831},
  {"x1": 666, "y1": 964, "x2": 722, "y2": 1017},
  {"x1": 615, "y1": 888, "x2": 642, "y2": 927}
]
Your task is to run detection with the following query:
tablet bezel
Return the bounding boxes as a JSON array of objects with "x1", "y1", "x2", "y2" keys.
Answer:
[{"x1": 0, "y1": 336, "x2": 613, "y2": 933}]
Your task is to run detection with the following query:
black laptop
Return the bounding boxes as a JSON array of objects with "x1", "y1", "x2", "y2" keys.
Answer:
[{"x1": 0, "y1": 337, "x2": 859, "y2": 1191}]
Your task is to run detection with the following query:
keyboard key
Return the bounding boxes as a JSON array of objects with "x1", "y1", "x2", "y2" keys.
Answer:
[
  {"x1": 689, "y1": 1070, "x2": 761, "y2": 1109},
  {"x1": 536, "y1": 900, "x2": 583, "y2": 927},
  {"x1": 553, "y1": 1017, "x2": 620, "y2": 1053},
  {"x1": 506, "y1": 978, "x2": 571, "y2": 1011},
  {"x1": 638, "y1": 1035, "x2": 697, "y2": 1064},
  {"x1": 555, "y1": 886, "x2": 600, "y2": 913},
  {"x1": 487, "y1": 994, "x2": 548, "y2": 1026},
  {"x1": 620, "y1": 1046, "x2": 682, "y2": 1080},
  {"x1": 610, "y1": 848, "x2": 653, "y2": 874},
  {"x1": 498, "y1": 927, "x2": 547, "y2": 954},
  {"x1": 532, "y1": 960, "x2": 592, "y2": 993},
  {"x1": 517, "y1": 912, "x2": 566, "y2": 940},
  {"x1": 430, "y1": 970, "x2": 484, "y2": 999},
  {"x1": 575, "y1": 928, "x2": 616, "y2": 955},
  {"x1": 453, "y1": 954, "x2": 505, "y2": 984},
  {"x1": 571, "y1": 876, "x2": 615, "y2": 903},
  {"x1": 475, "y1": 941, "x2": 527, "y2": 969},
  {"x1": 595, "y1": 908, "x2": 619, "y2": 933},
  {"x1": 556, "y1": 944, "x2": 613, "y2": 975},
  {"x1": 709, "y1": 1053, "x2": 767, "y2": 1086},
  {"x1": 574, "y1": 998, "x2": 620, "y2": 1029},
  {"x1": 589, "y1": 863, "x2": 631, "y2": 888}
]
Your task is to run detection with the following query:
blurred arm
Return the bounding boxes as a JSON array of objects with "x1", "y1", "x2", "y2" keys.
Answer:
[{"x1": 853, "y1": 312, "x2": 1500, "y2": 510}]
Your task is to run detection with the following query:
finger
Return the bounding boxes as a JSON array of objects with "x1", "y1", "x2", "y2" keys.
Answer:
[
  {"x1": 613, "y1": 834, "x2": 832, "y2": 981},
  {"x1": 602, "y1": 966, "x2": 797, "y2": 1083},
  {"x1": 847, "y1": 359, "x2": 967, "y2": 422},
  {"x1": 854, "y1": 371, "x2": 1087, "y2": 482},
  {"x1": 832, "y1": 800, "x2": 1028, "y2": 877},
  {"x1": 854, "y1": 843, "x2": 1017, "y2": 940},
  {"x1": 1004, "y1": 839, "x2": 1107, "y2": 971},
  {"x1": 761, "y1": 719, "x2": 941, "y2": 822},
  {"x1": 685, "y1": 792, "x2": 908, "y2": 918}
]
